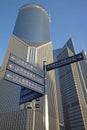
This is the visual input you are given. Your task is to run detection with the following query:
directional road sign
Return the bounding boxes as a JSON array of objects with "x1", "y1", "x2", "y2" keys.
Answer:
[
  {"x1": 46, "y1": 52, "x2": 84, "y2": 71},
  {"x1": 4, "y1": 53, "x2": 45, "y2": 104}
]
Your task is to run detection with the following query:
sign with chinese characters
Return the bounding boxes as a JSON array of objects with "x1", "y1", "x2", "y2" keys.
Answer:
[
  {"x1": 9, "y1": 53, "x2": 44, "y2": 77},
  {"x1": 4, "y1": 53, "x2": 45, "y2": 104},
  {"x1": 19, "y1": 87, "x2": 43, "y2": 104},
  {"x1": 4, "y1": 70, "x2": 44, "y2": 94},
  {"x1": 46, "y1": 52, "x2": 84, "y2": 71},
  {"x1": 7, "y1": 61, "x2": 44, "y2": 85}
]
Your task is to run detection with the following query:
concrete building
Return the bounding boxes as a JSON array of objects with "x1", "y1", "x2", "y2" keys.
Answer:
[
  {"x1": 54, "y1": 38, "x2": 87, "y2": 130},
  {"x1": 0, "y1": 4, "x2": 60, "y2": 130}
]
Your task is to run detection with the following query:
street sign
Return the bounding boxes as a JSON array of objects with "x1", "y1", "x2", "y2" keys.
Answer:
[
  {"x1": 7, "y1": 61, "x2": 44, "y2": 85},
  {"x1": 4, "y1": 53, "x2": 45, "y2": 104},
  {"x1": 4, "y1": 70, "x2": 44, "y2": 94},
  {"x1": 9, "y1": 53, "x2": 44, "y2": 77},
  {"x1": 19, "y1": 87, "x2": 43, "y2": 104},
  {"x1": 46, "y1": 52, "x2": 84, "y2": 71}
]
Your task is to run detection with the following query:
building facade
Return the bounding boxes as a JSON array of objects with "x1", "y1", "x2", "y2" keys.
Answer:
[
  {"x1": 53, "y1": 49, "x2": 65, "y2": 130},
  {"x1": 54, "y1": 38, "x2": 87, "y2": 130},
  {"x1": 0, "y1": 4, "x2": 60, "y2": 130},
  {"x1": 79, "y1": 51, "x2": 87, "y2": 102}
]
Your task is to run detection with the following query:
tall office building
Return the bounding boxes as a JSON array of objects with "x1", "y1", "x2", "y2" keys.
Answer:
[
  {"x1": 79, "y1": 51, "x2": 87, "y2": 102},
  {"x1": 53, "y1": 49, "x2": 64, "y2": 130},
  {"x1": 54, "y1": 38, "x2": 87, "y2": 130},
  {"x1": 0, "y1": 4, "x2": 60, "y2": 130}
]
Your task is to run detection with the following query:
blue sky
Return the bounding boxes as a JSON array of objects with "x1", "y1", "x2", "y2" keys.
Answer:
[{"x1": 0, "y1": 0, "x2": 87, "y2": 66}]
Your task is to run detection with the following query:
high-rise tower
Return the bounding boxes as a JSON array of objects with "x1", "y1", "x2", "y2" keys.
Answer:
[
  {"x1": 13, "y1": 4, "x2": 50, "y2": 43},
  {"x1": 79, "y1": 51, "x2": 87, "y2": 102},
  {"x1": 0, "y1": 4, "x2": 60, "y2": 130},
  {"x1": 55, "y1": 38, "x2": 87, "y2": 130}
]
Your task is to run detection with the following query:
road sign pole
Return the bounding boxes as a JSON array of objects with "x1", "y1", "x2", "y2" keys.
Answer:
[
  {"x1": 43, "y1": 61, "x2": 49, "y2": 130},
  {"x1": 32, "y1": 100, "x2": 36, "y2": 130}
]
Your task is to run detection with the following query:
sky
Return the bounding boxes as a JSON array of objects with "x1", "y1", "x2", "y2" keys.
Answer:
[{"x1": 0, "y1": 0, "x2": 87, "y2": 66}]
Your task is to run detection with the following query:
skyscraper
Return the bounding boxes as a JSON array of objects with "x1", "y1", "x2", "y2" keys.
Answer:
[
  {"x1": 79, "y1": 51, "x2": 87, "y2": 102},
  {"x1": 0, "y1": 4, "x2": 60, "y2": 130},
  {"x1": 54, "y1": 38, "x2": 87, "y2": 130},
  {"x1": 53, "y1": 49, "x2": 64, "y2": 130}
]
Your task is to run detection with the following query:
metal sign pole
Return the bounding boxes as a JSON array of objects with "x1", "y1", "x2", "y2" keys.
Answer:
[
  {"x1": 43, "y1": 61, "x2": 49, "y2": 130},
  {"x1": 32, "y1": 100, "x2": 35, "y2": 130}
]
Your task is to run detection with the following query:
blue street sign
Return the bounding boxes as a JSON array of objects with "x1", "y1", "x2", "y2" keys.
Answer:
[
  {"x1": 9, "y1": 53, "x2": 44, "y2": 77},
  {"x1": 7, "y1": 61, "x2": 44, "y2": 85},
  {"x1": 4, "y1": 70, "x2": 44, "y2": 94},
  {"x1": 19, "y1": 87, "x2": 43, "y2": 104},
  {"x1": 46, "y1": 52, "x2": 84, "y2": 71},
  {"x1": 4, "y1": 53, "x2": 45, "y2": 104}
]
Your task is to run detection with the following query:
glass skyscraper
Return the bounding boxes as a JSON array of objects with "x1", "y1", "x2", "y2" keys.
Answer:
[
  {"x1": 54, "y1": 38, "x2": 87, "y2": 130},
  {"x1": 79, "y1": 51, "x2": 87, "y2": 102},
  {"x1": 0, "y1": 4, "x2": 60, "y2": 130}
]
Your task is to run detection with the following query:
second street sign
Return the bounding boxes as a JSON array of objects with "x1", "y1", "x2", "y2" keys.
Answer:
[
  {"x1": 7, "y1": 61, "x2": 44, "y2": 85},
  {"x1": 46, "y1": 52, "x2": 84, "y2": 71},
  {"x1": 4, "y1": 70, "x2": 44, "y2": 94}
]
